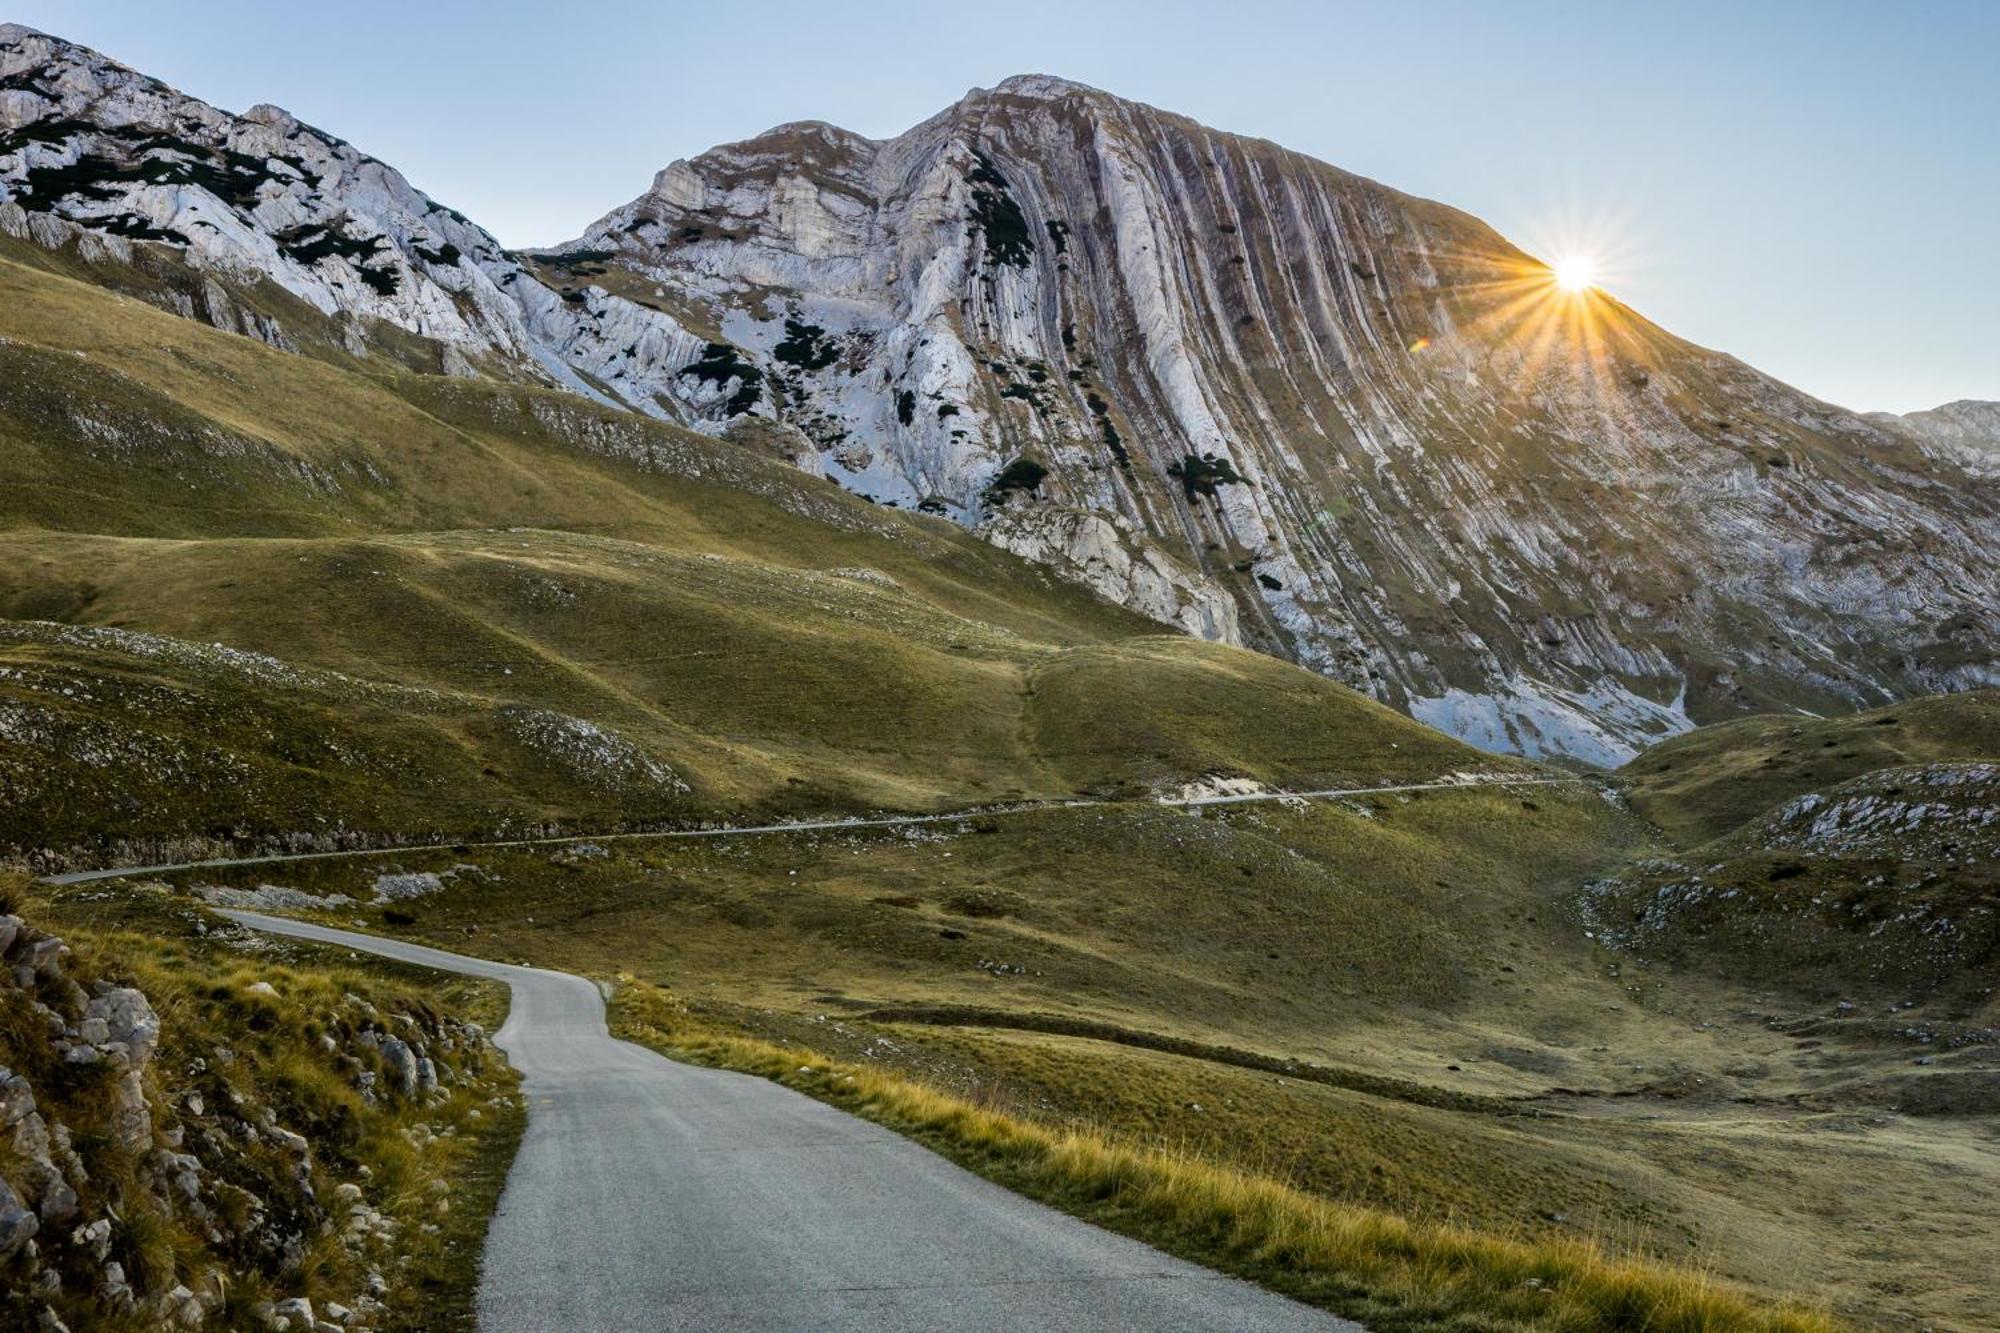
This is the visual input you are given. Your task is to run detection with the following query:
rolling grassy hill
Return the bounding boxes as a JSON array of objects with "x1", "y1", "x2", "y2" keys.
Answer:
[
  {"x1": 0, "y1": 243, "x2": 1496, "y2": 862},
  {"x1": 1620, "y1": 689, "x2": 2000, "y2": 846},
  {"x1": 1600, "y1": 692, "x2": 2000, "y2": 1002}
]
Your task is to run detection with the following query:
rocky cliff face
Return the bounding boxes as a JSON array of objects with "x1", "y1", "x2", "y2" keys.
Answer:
[
  {"x1": 0, "y1": 22, "x2": 708, "y2": 407},
  {"x1": 4, "y1": 26, "x2": 1994, "y2": 763},
  {"x1": 561, "y1": 75, "x2": 1999, "y2": 763}
]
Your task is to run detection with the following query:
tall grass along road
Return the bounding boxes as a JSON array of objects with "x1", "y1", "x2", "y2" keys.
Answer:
[
  {"x1": 220, "y1": 911, "x2": 1357, "y2": 1332},
  {"x1": 45, "y1": 774, "x2": 1571, "y2": 885}
]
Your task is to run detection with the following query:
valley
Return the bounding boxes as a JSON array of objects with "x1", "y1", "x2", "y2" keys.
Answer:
[{"x1": 0, "y1": 19, "x2": 1993, "y2": 1333}]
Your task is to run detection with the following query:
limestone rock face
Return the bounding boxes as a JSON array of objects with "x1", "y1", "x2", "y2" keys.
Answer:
[
  {"x1": 4, "y1": 25, "x2": 1995, "y2": 760},
  {"x1": 983, "y1": 503, "x2": 1242, "y2": 646},
  {"x1": 1870, "y1": 400, "x2": 2000, "y2": 480},
  {"x1": 82, "y1": 986, "x2": 158, "y2": 1066},
  {"x1": 0, "y1": 23, "x2": 704, "y2": 412},
  {"x1": 551, "y1": 78, "x2": 2000, "y2": 759}
]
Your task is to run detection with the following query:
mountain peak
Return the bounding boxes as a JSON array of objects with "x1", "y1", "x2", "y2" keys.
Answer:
[
  {"x1": 241, "y1": 102, "x2": 300, "y2": 129},
  {"x1": 982, "y1": 73, "x2": 1111, "y2": 101}
]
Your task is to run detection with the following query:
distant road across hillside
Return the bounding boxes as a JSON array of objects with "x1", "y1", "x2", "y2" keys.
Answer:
[
  {"x1": 220, "y1": 910, "x2": 1360, "y2": 1332},
  {"x1": 44, "y1": 775, "x2": 1574, "y2": 886}
]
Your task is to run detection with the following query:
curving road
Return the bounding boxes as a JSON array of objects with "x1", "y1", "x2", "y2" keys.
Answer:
[{"x1": 222, "y1": 911, "x2": 1359, "y2": 1332}]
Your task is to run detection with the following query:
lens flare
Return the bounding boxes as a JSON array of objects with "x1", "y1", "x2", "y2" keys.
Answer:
[{"x1": 1551, "y1": 255, "x2": 1598, "y2": 292}]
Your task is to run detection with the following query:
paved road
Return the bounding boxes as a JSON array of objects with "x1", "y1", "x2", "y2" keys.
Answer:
[
  {"x1": 222, "y1": 911, "x2": 1361, "y2": 1332},
  {"x1": 46, "y1": 775, "x2": 1570, "y2": 885}
]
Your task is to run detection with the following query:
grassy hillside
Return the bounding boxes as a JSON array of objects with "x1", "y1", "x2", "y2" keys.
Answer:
[
  {"x1": 1, "y1": 872, "x2": 522, "y2": 1331},
  {"x1": 0, "y1": 246, "x2": 1516, "y2": 865},
  {"x1": 1602, "y1": 693, "x2": 2000, "y2": 1002},
  {"x1": 156, "y1": 795, "x2": 2000, "y2": 1332},
  {"x1": 1620, "y1": 690, "x2": 2000, "y2": 846}
]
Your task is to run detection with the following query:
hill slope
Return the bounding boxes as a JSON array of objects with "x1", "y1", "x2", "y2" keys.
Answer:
[
  {"x1": 1596, "y1": 692, "x2": 2000, "y2": 1000},
  {"x1": 0, "y1": 245, "x2": 1502, "y2": 864},
  {"x1": 3, "y1": 26, "x2": 1993, "y2": 763}
]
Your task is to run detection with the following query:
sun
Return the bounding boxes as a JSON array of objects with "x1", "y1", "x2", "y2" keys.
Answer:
[{"x1": 1551, "y1": 254, "x2": 1599, "y2": 292}]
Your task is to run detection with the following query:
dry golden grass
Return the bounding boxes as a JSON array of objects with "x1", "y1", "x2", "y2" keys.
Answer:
[{"x1": 612, "y1": 980, "x2": 1834, "y2": 1333}]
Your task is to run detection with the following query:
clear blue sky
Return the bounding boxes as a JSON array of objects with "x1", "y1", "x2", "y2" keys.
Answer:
[{"x1": 14, "y1": 0, "x2": 1998, "y2": 413}]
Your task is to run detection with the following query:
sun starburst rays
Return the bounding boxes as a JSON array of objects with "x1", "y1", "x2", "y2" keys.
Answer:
[{"x1": 1398, "y1": 227, "x2": 1658, "y2": 402}]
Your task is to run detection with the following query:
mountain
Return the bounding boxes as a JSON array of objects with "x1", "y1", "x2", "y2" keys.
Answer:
[
  {"x1": 3, "y1": 27, "x2": 1994, "y2": 766},
  {"x1": 1871, "y1": 399, "x2": 2000, "y2": 479},
  {"x1": 0, "y1": 201, "x2": 1500, "y2": 868},
  {"x1": 555, "y1": 77, "x2": 1999, "y2": 763}
]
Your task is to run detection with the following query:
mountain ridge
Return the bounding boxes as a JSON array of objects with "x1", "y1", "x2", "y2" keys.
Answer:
[{"x1": 3, "y1": 24, "x2": 1994, "y2": 764}]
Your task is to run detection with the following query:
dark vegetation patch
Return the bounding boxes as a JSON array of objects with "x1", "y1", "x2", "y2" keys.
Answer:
[
  {"x1": 679, "y1": 342, "x2": 764, "y2": 415},
  {"x1": 0, "y1": 116, "x2": 99, "y2": 154},
  {"x1": 1169, "y1": 452, "x2": 1247, "y2": 501},
  {"x1": 1098, "y1": 418, "x2": 1129, "y2": 468},
  {"x1": 539, "y1": 248, "x2": 614, "y2": 271},
  {"x1": 1257, "y1": 573, "x2": 1283, "y2": 591},
  {"x1": 937, "y1": 403, "x2": 960, "y2": 419},
  {"x1": 1043, "y1": 218, "x2": 1070, "y2": 255},
  {"x1": 965, "y1": 154, "x2": 1034, "y2": 268},
  {"x1": 7, "y1": 128, "x2": 283, "y2": 216},
  {"x1": 356, "y1": 266, "x2": 400, "y2": 297},
  {"x1": 1083, "y1": 391, "x2": 1132, "y2": 468},
  {"x1": 275, "y1": 224, "x2": 386, "y2": 268},
  {"x1": 896, "y1": 390, "x2": 916, "y2": 426},
  {"x1": 269, "y1": 223, "x2": 402, "y2": 295},
  {"x1": 773, "y1": 319, "x2": 840, "y2": 371},
  {"x1": 96, "y1": 213, "x2": 189, "y2": 244},
  {"x1": 413, "y1": 240, "x2": 462, "y2": 267},
  {"x1": 985, "y1": 456, "x2": 1048, "y2": 501}
]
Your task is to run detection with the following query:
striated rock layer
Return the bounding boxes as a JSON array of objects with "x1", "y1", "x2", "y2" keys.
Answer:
[{"x1": 3, "y1": 27, "x2": 1994, "y2": 762}]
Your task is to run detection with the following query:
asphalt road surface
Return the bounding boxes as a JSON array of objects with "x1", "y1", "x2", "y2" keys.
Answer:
[{"x1": 222, "y1": 911, "x2": 1362, "y2": 1332}]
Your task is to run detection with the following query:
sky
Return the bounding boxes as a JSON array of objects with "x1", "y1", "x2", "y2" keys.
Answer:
[{"x1": 11, "y1": 0, "x2": 1998, "y2": 414}]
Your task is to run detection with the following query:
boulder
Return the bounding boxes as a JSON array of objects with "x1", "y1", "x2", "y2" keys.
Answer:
[
  {"x1": 378, "y1": 1039, "x2": 418, "y2": 1098},
  {"x1": 109, "y1": 1069, "x2": 151, "y2": 1153},
  {"x1": 72, "y1": 1217, "x2": 113, "y2": 1261},
  {"x1": 272, "y1": 1296, "x2": 314, "y2": 1327},
  {"x1": 83, "y1": 987, "x2": 160, "y2": 1066},
  {"x1": 0, "y1": 1174, "x2": 39, "y2": 1259},
  {"x1": 13, "y1": 1112, "x2": 79, "y2": 1224},
  {"x1": 162, "y1": 1283, "x2": 205, "y2": 1327},
  {"x1": 0, "y1": 1068, "x2": 34, "y2": 1127},
  {"x1": 101, "y1": 1259, "x2": 134, "y2": 1309}
]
